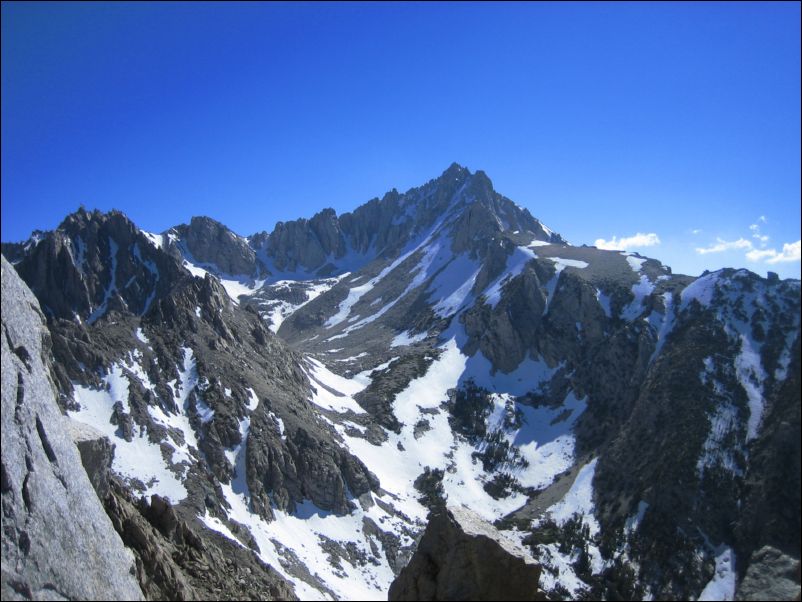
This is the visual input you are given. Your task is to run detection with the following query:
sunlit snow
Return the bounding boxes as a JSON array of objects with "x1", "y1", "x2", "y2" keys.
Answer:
[{"x1": 698, "y1": 545, "x2": 736, "y2": 601}]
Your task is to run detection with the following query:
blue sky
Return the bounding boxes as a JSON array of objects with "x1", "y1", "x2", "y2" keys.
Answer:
[{"x1": 2, "y1": 2, "x2": 800, "y2": 278}]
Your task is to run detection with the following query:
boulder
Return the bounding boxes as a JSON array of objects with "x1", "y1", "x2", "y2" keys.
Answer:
[
  {"x1": 388, "y1": 505, "x2": 543, "y2": 601},
  {"x1": 736, "y1": 546, "x2": 801, "y2": 601}
]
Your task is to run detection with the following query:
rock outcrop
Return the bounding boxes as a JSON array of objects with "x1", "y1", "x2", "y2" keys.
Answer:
[
  {"x1": 388, "y1": 505, "x2": 543, "y2": 601},
  {"x1": 65, "y1": 418, "x2": 115, "y2": 500},
  {"x1": 1, "y1": 255, "x2": 144, "y2": 601},
  {"x1": 104, "y1": 481, "x2": 297, "y2": 601},
  {"x1": 736, "y1": 546, "x2": 801, "y2": 601},
  {"x1": 172, "y1": 216, "x2": 260, "y2": 277},
  {"x1": 261, "y1": 208, "x2": 346, "y2": 273}
]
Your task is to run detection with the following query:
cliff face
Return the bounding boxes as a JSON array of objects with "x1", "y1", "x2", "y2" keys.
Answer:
[
  {"x1": 389, "y1": 506, "x2": 544, "y2": 601},
  {"x1": 1, "y1": 255, "x2": 144, "y2": 601}
]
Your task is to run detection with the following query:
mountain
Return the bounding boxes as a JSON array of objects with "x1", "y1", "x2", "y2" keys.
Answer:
[{"x1": 2, "y1": 163, "x2": 800, "y2": 601}]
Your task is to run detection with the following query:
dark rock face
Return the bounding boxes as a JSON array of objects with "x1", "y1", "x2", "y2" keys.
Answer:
[
  {"x1": 587, "y1": 272, "x2": 801, "y2": 599},
  {"x1": 263, "y1": 208, "x2": 347, "y2": 273},
  {"x1": 389, "y1": 506, "x2": 543, "y2": 601},
  {"x1": 1, "y1": 255, "x2": 143, "y2": 601},
  {"x1": 246, "y1": 415, "x2": 379, "y2": 520},
  {"x1": 12, "y1": 208, "x2": 187, "y2": 324},
  {"x1": 736, "y1": 546, "x2": 801, "y2": 601},
  {"x1": 172, "y1": 216, "x2": 260, "y2": 276},
  {"x1": 736, "y1": 335, "x2": 801, "y2": 562}
]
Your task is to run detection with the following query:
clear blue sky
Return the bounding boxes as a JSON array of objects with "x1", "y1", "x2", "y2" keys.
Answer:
[{"x1": 2, "y1": 2, "x2": 800, "y2": 278}]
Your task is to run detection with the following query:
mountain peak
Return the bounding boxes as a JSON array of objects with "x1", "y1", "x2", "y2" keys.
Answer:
[
  {"x1": 440, "y1": 162, "x2": 471, "y2": 180},
  {"x1": 174, "y1": 216, "x2": 258, "y2": 276}
]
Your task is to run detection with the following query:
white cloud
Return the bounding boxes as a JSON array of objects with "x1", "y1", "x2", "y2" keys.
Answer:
[
  {"x1": 695, "y1": 238, "x2": 753, "y2": 255},
  {"x1": 745, "y1": 240, "x2": 800, "y2": 264},
  {"x1": 768, "y1": 241, "x2": 801, "y2": 264},
  {"x1": 758, "y1": 215, "x2": 768, "y2": 223},
  {"x1": 594, "y1": 232, "x2": 661, "y2": 251},
  {"x1": 745, "y1": 248, "x2": 775, "y2": 262},
  {"x1": 691, "y1": 229, "x2": 702, "y2": 235}
]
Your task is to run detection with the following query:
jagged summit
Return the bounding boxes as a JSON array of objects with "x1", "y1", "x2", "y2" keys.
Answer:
[
  {"x1": 159, "y1": 164, "x2": 565, "y2": 279},
  {"x1": 437, "y1": 160, "x2": 471, "y2": 181}
]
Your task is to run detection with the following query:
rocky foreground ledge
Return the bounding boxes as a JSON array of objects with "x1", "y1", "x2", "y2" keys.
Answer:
[
  {"x1": 1, "y1": 255, "x2": 144, "y2": 600},
  {"x1": 389, "y1": 505, "x2": 545, "y2": 601}
]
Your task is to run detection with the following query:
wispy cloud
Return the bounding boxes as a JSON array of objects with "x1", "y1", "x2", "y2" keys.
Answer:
[
  {"x1": 594, "y1": 232, "x2": 661, "y2": 250},
  {"x1": 691, "y1": 228, "x2": 702, "y2": 235},
  {"x1": 698, "y1": 231, "x2": 800, "y2": 265},
  {"x1": 696, "y1": 215, "x2": 799, "y2": 267},
  {"x1": 695, "y1": 238, "x2": 752, "y2": 254},
  {"x1": 747, "y1": 240, "x2": 801, "y2": 264},
  {"x1": 749, "y1": 223, "x2": 770, "y2": 247}
]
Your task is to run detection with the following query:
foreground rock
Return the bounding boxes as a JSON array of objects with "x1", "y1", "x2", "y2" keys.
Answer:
[
  {"x1": 389, "y1": 505, "x2": 544, "y2": 601},
  {"x1": 736, "y1": 546, "x2": 801, "y2": 601},
  {"x1": 1, "y1": 255, "x2": 143, "y2": 601}
]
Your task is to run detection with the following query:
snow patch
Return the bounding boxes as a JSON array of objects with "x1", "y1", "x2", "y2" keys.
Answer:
[
  {"x1": 142, "y1": 231, "x2": 165, "y2": 249},
  {"x1": 181, "y1": 257, "x2": 262, "y2": 304},
  {"x1": 621, "y1": 275, "x2": 655, "y2": 321},
  {"x1": 548, "y1": 257, "x2": 589, "y2": 270},
  {"x1": 595, "y1": 289, "x2": 612, "y2": 318},
  {"x1": 681, "y1": 272, "x2": 720, "y2": 310},
  {"x1": 625, "y1": 254, "x2": 647, "y2": 272},
  {"x1": 428, "y1": 253, "x2": 481, "y2": 318},
  {"x1": 624, "y1": 500, "x2": 649, "y2": 535},
  {"x1": 200, "y1": 511, "x2": 241, "y2": 543},
  {"x1": 132, "y1": 242, "x2": 160, "y2": 314},
  {"x1": 390, "y1": 330, "x2": 428, "y2": 347},
  {"x1": 246, "y1": 387, "x2": 260, "y2": 412},
  {"x1": 734, "y1": 334, "x2": 766, "y2": 441},
  {"x1": 461, "y1": 351, "x2": 561, "y2": 397},
  {"x1": 263, "y1": 277, "x2": 343, "y2": 333},
  {"x1": 305, "y1": 358, "x2": 368, "y2": 414},
  {"x1": 547, "y1": 458, "x2": 600, "y2": 537},
  {"x1": 698, "y1": 545, "x2": 736, "y2": 601},
  {"x1": 325, "y1": 238, "x2": 435, "y2": 328}
]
